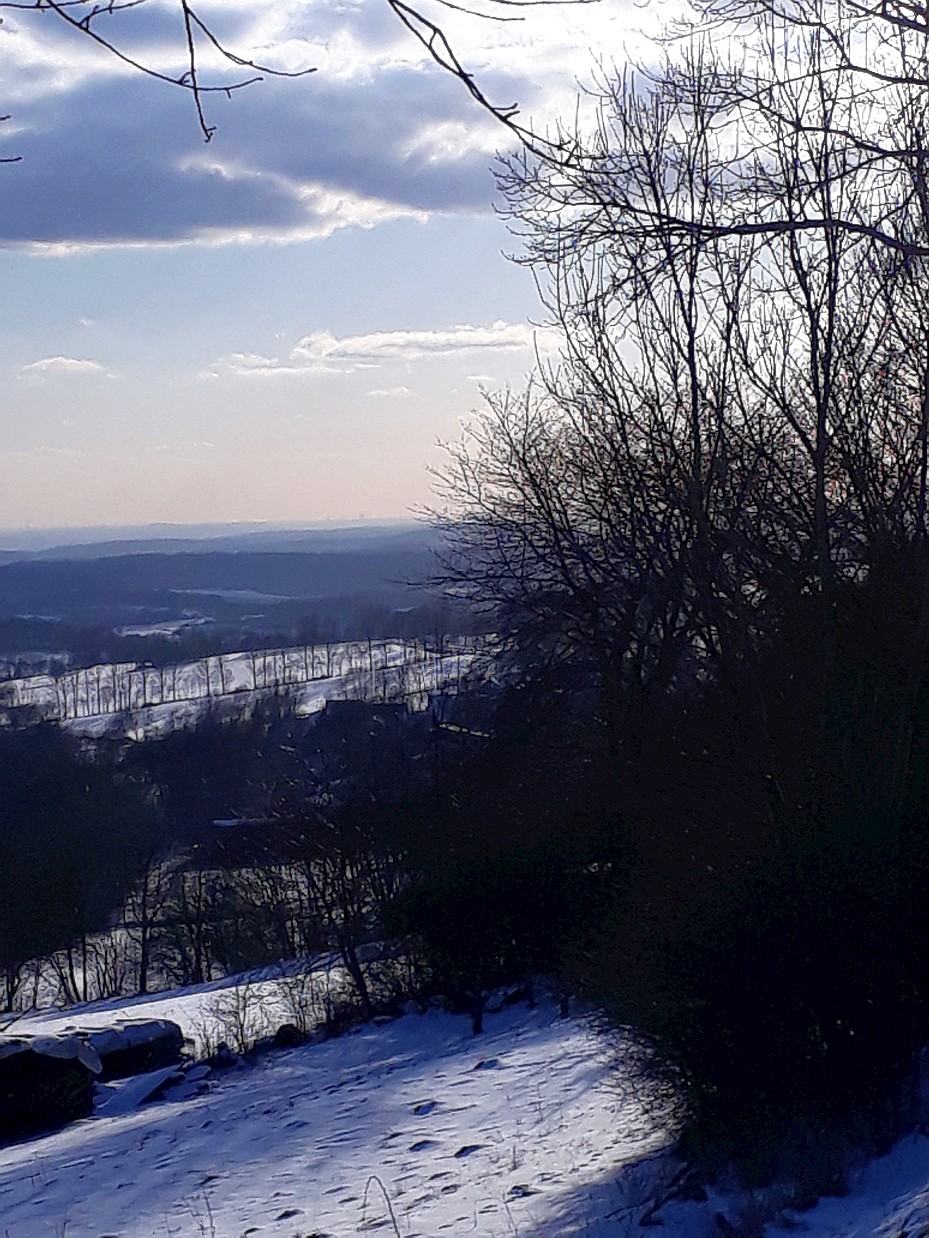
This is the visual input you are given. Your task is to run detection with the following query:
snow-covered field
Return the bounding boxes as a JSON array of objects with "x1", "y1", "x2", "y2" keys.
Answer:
[
  {"x1": 6, "y1": 981, "x2": 929, "y2": 1235},
  {"x1": 1, "y1": 997, "x2": 682, "y2": 1237},
  {"x1": 15, "y1": 956, "x2": 369, "y2": 1057},
  {"x1": 0, "y1": 638, "x2": 482, "y2": 738}
]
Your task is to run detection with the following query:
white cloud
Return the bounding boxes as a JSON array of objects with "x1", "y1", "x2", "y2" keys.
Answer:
[
  {"x1": 0, "y1": 0, "x2": 664, "y2": 250},
  {"x1": 293, "y1": 321, "x2": 542, "y2": 364},
  {"x1": 205, "y1": 320, "x2": 548, "y2": 380},
  {"x1": 200, "y1": 350, "x2": 340, "y2": 379},
  {"x1": 19, "y1": 355, "x2": 112, "y2": 378},
  {"x1": 148, "y1": 441, "x2": 217, "y2": 456}
]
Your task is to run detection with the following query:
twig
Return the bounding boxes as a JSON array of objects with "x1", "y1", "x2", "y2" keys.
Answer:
[{"x1": 362, "y1": 1174, "x2": 402, "y2": 1236}]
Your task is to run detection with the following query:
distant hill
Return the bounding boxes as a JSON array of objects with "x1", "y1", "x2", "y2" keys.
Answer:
[
  {"x1": 0, "y1": 524, "x2": 459, "y2": 662},
  {"x1": 0, "y1": 521, "x2": 435, "y2": 564}
]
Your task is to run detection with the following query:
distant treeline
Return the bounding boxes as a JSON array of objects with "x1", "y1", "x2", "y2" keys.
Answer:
[{"x1": 0, "y1": 597, "x2": 475, "y2": 679}]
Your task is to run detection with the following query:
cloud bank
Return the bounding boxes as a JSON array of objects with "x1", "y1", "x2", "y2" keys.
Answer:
[
  {"x1": 0, "y1": 0, "x2": 653, "y2": 249},
  {"x1": 204, "y1": 320, "x2": 547, "y2": 378}
]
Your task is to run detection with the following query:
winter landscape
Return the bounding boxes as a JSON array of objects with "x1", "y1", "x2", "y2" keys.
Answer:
[
  {"x1": 10, "y1": 0, "x2": 929, "y2": 1229},
  {"x1": 2, "y1": 986, "x2": 674, "y2": 1238}
]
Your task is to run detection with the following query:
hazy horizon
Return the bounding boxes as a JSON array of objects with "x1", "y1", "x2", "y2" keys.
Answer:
[{"x1": 0, "y1": 516, "x2": 423, "y2": 552}]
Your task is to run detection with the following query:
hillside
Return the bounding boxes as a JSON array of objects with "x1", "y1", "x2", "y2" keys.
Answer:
[
  {"x1": 6, "y1": 974, "x2": 929, "y2": 1234},
  {"x1": 0, "y1": 523, "x2": 457, "y2": 673},
  {"x1": 4, "y1": 994, "x2": 678, "y2": 1237}
]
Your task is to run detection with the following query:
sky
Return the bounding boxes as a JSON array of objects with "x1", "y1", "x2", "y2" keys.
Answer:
[{"x1": 0, "y1": 0, "x2": 662, "y2": 529}]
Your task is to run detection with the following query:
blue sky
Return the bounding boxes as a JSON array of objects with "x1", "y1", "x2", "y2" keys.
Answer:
[{"x1": 0, "y1": 0, "x2": 655, "y2": 528}]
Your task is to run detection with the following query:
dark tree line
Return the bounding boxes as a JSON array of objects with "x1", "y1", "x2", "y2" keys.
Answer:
[{"x1": 0, "y1": 726, "x2": 160, "y2": 1009}]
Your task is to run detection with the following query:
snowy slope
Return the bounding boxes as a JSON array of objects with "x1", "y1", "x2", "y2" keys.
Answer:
[
  {"x1": 0, "y1": 1002, "x2": 684, "y2": 1238},
  {"x1": 15, "y1": 957, "x2": 355, "y2": 1057},
  {"x1": 0, "y1": 638, "x2": 479, "y2": 738},
  {"x1": 758, "y1": 1134, "x2": 929, "y2": 1235},
  {"x1": 9, "y1": 983, "x2": 929, "y2": 1236}
]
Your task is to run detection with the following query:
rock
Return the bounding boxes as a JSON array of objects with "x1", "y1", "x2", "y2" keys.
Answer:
[
  {"x1": 400, "y1": 999, "x2": 421, "y2": 1017},
  {"x1": 207, "y1": 1043, "x2": 240, "y2": 1071},
  {"x1": 27, "y1": 1034, "x2": 102, "y2": 1075},
  {"x1": 0, "y1": 1040, "x2": 95, "y2": 1142},
  {"x1": 484, "y1": 990, "x2": 505, "y2": 1014},
  {"x1": 77, "y1": 1020, "x2": 184, "y2": 1082}
]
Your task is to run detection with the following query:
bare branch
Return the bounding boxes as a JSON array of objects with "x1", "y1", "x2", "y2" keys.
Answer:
[{"x1": 0, "y1": 0, "x2": 588, "y2": 149}]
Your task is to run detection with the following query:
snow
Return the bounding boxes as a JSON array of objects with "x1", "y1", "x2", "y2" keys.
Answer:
[
  {"x1": 760, "y1": 1134, "x2": 929, "y2": 1234},
  {"x1": 94, "y1": 1066, "x2": 189, "y2": 1117},
  {"x1": 171, "y1": 588, "x2": 294, "y2": 603},
  {"x1": 0, "y1": 638, "x2": 481, "y2": 737},
  {"x1": 114, "y1": 618, "x2": 209, "y2": 638},
  {"x1": 80, "y1": 1020, "x2": 181, "y2": 1058},
  {"x1": 9, "y1": 976, "x2": 929, "y2": 1234},
  {"x1": 0, "y1": 999, "x2": 687, "y2": 1238},
  {"x1": 16, "y1": 957, "x2": 358, "y2": 1056}
]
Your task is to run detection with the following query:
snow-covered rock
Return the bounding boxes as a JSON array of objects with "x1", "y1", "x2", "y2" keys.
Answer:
[{"x1": 0, "y1": 1034, "x2": 98, "y2": 1142}]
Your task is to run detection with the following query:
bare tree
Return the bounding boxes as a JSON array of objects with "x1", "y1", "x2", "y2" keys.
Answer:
[{"x1": 429, "y1": 13, "x2": 929, "y2": 1179}]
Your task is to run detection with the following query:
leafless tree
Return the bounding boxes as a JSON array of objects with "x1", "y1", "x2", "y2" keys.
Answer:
[
  {"x1": 425, "y1": 19, "x2": 929, "y2": 1174},
  {"x1": 437, "y1": 19, "x2": 929, "y2": 824}
]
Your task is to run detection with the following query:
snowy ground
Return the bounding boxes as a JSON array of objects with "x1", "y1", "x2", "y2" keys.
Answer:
[
  {"x1": 1, "y1": 999, "x2": 684, "y2": 1237},
  {"x1": 13, "y1": 956, "x2": 366, "y2": 1057},
  {"x1": 758, "y1": 1134, "x2": 929, "y2": 1235},
  {"x1": 7, "y1": 983, "x2": 929, "y2": 1235}
]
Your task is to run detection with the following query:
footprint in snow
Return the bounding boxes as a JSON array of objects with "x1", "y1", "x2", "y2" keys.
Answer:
[
  {"x1": 408, "y1": 1138, "x2": 440, "y2": 1152},
  {"x1": 472, "y1": 1058, "x2": 499, "y2": 1070},
  {"x1": 453, "y1": 1144, "x2": 483, "y2": 1158},
  {"x1": 413, "y1": 1100, "x2": 437, "y2": 1115}
]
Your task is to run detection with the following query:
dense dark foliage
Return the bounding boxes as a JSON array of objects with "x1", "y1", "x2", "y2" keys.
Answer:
[{"x1": 388, "y1": 688, "x2": 616, "y2": 1000}]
